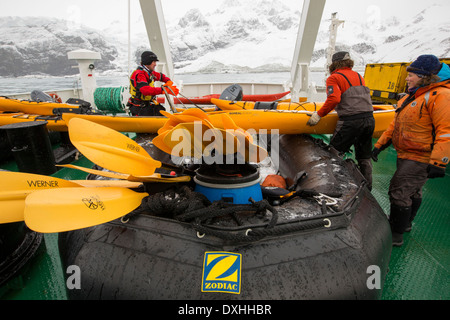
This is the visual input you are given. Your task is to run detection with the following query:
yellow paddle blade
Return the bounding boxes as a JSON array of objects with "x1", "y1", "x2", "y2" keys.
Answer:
[
  {"x1": 167, "y1": 108, "x2": 210, "y2": 121},
  {"x1": 24, "y1": 187, "x2": 148, "y2": 233},
  {"x1": 162, "y1": 122, "x2": 240, "y2": 158},
  {"x1": 163, "y1": 122, "x2": 211, "y2": 158},
  {"x1": 158, "y1": 109, "x2": 214, "y2": 135},
  {"x1": 0, "y1": 171, "x2": 80, "y2": 224},
  {"x1": 68, "y1": 118, "x2": 162, "y2": 176},
  {"x1": 161, "y1": 110, "x2": 205, "y2": 124},
  {"x1": 219, "y1": 114, "x2": 267, "y2": 163},
  {"x1": 152, "y1": 130, "x2": 176, "y2": 155},
  {"x1": 220, "y1": 113, "x2": 253, "y2": 142},
  {"x1": 183, "y1": 109, "x2": 212, "y2": 121},
  {"x1": 233, "y1": 129, "x2": 268, "y2": 163}
]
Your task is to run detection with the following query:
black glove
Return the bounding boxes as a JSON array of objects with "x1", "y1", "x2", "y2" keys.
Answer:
[
  {"x1": 371, "y1": 148, "x2": 381, "y2": 162},
  {"x1": 427, "y1": 164, "x2": 446, "y2": 179}
]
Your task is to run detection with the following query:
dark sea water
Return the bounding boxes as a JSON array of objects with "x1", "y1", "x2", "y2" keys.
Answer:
[{"x1": 0, "y1": 72, "x2": 326, "y2": 95}]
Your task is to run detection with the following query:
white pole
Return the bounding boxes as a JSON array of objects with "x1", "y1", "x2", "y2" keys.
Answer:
[{"x1": 128, "y1": 0, "x2": 131, "y2": 75}]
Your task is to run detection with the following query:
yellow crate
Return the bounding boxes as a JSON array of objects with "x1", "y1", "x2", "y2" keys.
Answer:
[
  {"x1": 364, "y1": 58, "x2": 450, "y2": 104},
  {"x1": 364, "y1": 62, "x2": 409, "y2": 104}
]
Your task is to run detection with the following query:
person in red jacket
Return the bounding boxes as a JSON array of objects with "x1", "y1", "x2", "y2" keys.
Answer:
[
  {"x1": 127, "y1": 51, "x2": 179, "y2": 116},
  {"x1": 307, "y1": 51, "x2": 375, "y2": 190},
  {"x1": 372, "y1": 54, "x2": 450, "y2": 246}
]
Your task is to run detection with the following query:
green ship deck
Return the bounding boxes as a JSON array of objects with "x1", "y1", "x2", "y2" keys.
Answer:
[{"x1": 0, "y1": 138, "x2": 449, "y2": 300}]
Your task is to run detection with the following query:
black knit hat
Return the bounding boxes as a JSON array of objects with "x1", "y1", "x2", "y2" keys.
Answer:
[
  {"x1": 332, "y1": 51, "x2": 351, "y2": 62},
  {"x1": 141, "y1": 51, "x2": 159, "y2": 65},
  {"x1": 407, "y1": 55, "x2": 442, "y2": 77}
]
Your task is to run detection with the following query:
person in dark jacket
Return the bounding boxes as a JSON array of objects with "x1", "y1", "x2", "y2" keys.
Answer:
[
  {"x1": 372, "y1": 54, "x2": 450, "y2": 246},
  {"x1": 307, "y1": 51, "x2": 375, "y2": 190},
  {"x1": 127, "y1": 51, "x2": 179, "y2": 116}
]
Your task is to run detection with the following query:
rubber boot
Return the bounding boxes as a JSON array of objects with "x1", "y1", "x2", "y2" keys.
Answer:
[
  {"x1": 358, "y1": 159, "x2": 373, "y2": 191},
  {"x1": 405, "y1": 198, "x2": 422, "y2": 232},
  {"x1": 389, "y1": 204, "x2": 412, "y2": 247}
]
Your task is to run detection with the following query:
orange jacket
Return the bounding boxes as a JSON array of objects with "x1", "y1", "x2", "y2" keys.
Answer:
[
  {"x1": 375, "y1": 80, "x2": 450, "y2": 167},
  {"x1": 318, "y1": 67, "x2": 371, "y2": 118}
]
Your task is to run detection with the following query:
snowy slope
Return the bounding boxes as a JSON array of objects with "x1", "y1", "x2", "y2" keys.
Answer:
[{"x1": 325, "y1": 4, "x2": 450, "y2": 66}]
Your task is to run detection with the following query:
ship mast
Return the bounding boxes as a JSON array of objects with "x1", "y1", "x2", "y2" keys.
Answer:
[{"x1": 325, "y1": 12, "x2": 345, "y2": 79}]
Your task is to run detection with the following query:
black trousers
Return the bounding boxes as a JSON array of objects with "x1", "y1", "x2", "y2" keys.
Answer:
[
  {"x1": 389, "y1": 158, "x2": 428, "y2": 207},
  {"x1": 330, "y1": 116, "x2": 375, "y2": 190},
  {"x1": 128, "y1": 103, "x2": 165, "y2": 116},
  {"x1": 330, "y1": 116, "x2": 375, "y2": 160}
]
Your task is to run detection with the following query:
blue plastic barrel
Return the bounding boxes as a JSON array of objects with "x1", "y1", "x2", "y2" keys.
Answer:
[{"x1": 194, "y1": 176, "x2": 262, "y2": 204}]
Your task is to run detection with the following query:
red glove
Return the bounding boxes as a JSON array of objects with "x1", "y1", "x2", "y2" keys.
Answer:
[{"x1": 162, "y1": 82, "x2": 179, "y2": 96}]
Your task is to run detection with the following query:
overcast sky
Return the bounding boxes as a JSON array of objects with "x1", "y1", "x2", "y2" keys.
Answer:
[{"x1": 1, "y1": 0, "x2": 448, "y2": 31}]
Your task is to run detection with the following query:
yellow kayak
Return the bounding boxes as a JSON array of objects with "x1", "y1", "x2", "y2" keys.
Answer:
[
  {"x1": 0, "y1": 96, "x2": 82, "y2": 116},
  {"x1": 210, "y1": 98, "x2": 395, "y2": 137},
  {"x1": 62, "y1": 113, "x2": 168, "y2": 133},
  {"x1": 62, "y1": 106, "x2": 395, "y2": 136}
]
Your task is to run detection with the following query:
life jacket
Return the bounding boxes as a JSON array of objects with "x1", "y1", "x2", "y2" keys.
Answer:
[
  {"x1": 375, "y1": 80, "x2": 450, "y2": 167},
  {"x1": 129, "y1": 66, "x2": 157, "y2": 103},
  {"x1": 334, "y1": 71, "x2": 373, "y2": 120}
]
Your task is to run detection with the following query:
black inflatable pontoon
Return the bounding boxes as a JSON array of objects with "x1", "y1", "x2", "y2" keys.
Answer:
[{"x1": 59, "y1": 134, "x2": 391, "y2": 300}]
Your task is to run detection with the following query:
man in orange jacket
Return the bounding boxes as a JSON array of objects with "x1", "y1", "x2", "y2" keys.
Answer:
[
  {"x1": 127, "y1": 51, "x2": 179, "y2": 116},
  {"x1": 372, "y1": 54, "x2": 450, "y2": 246},
  {"x1": 307, "y1": 51, "x2": 375, "y2": 190}
]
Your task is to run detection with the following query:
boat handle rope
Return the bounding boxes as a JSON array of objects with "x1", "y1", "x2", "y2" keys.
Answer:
[
  {"x1": 314, "y1": 194, "x2": 339, "y2": 206},
  {"x1": 197, "y1": 232, "x2": 205, "y2": 239},
  {"x1": 197, "y1": 228, "x2": 253, "y2": 238}
]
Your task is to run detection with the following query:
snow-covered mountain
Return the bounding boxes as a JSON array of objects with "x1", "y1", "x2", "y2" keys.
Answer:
[
  {"x1": 167, "y1": 0, "x2": 302, "y2": 73},
  {"x1": 0, "y1": 17, "x2": 118, "y2": 77},
  {"x1": 0, "y1": 0, "x2": 448, "y2": 77},
  {"x1": 164, "y1": 0, "x2": 449, "y2": 73}
]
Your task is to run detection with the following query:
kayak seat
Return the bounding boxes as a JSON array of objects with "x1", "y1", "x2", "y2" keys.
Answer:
[{"x1": 254, "y1": 101, "x2": 278, "y2": 110}]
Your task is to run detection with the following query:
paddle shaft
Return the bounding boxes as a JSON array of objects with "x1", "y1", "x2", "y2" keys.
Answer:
[{"x1": 162, "y1": 87, "x2": 177, "y2": 113}]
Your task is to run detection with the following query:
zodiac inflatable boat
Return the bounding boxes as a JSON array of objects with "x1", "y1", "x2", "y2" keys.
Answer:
[{"x1": 58, "y1": 131, "x2": 391, "y2": 300}]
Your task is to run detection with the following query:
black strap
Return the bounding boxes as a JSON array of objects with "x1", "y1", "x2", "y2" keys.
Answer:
[
  {"x1": 335, "y1": 72, "x2": 364, "y2": 87},
  {"x1": 395, "y1": 94, "x2": 416, "y2": 114}
]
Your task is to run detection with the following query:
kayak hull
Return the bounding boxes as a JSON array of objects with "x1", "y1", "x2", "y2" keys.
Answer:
[
  {"x1": 211, "y1": 98, "x2": 395, "y2": 111},
  {"x1": 0, "y1": 114, "x2": 67, "y2": 132},
  {"x1": 62, "y1": 108, "x2": 394, "y2": 136},
  {"x1": 0, "y1": 105, "x2": 394, "y2": 137}
]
